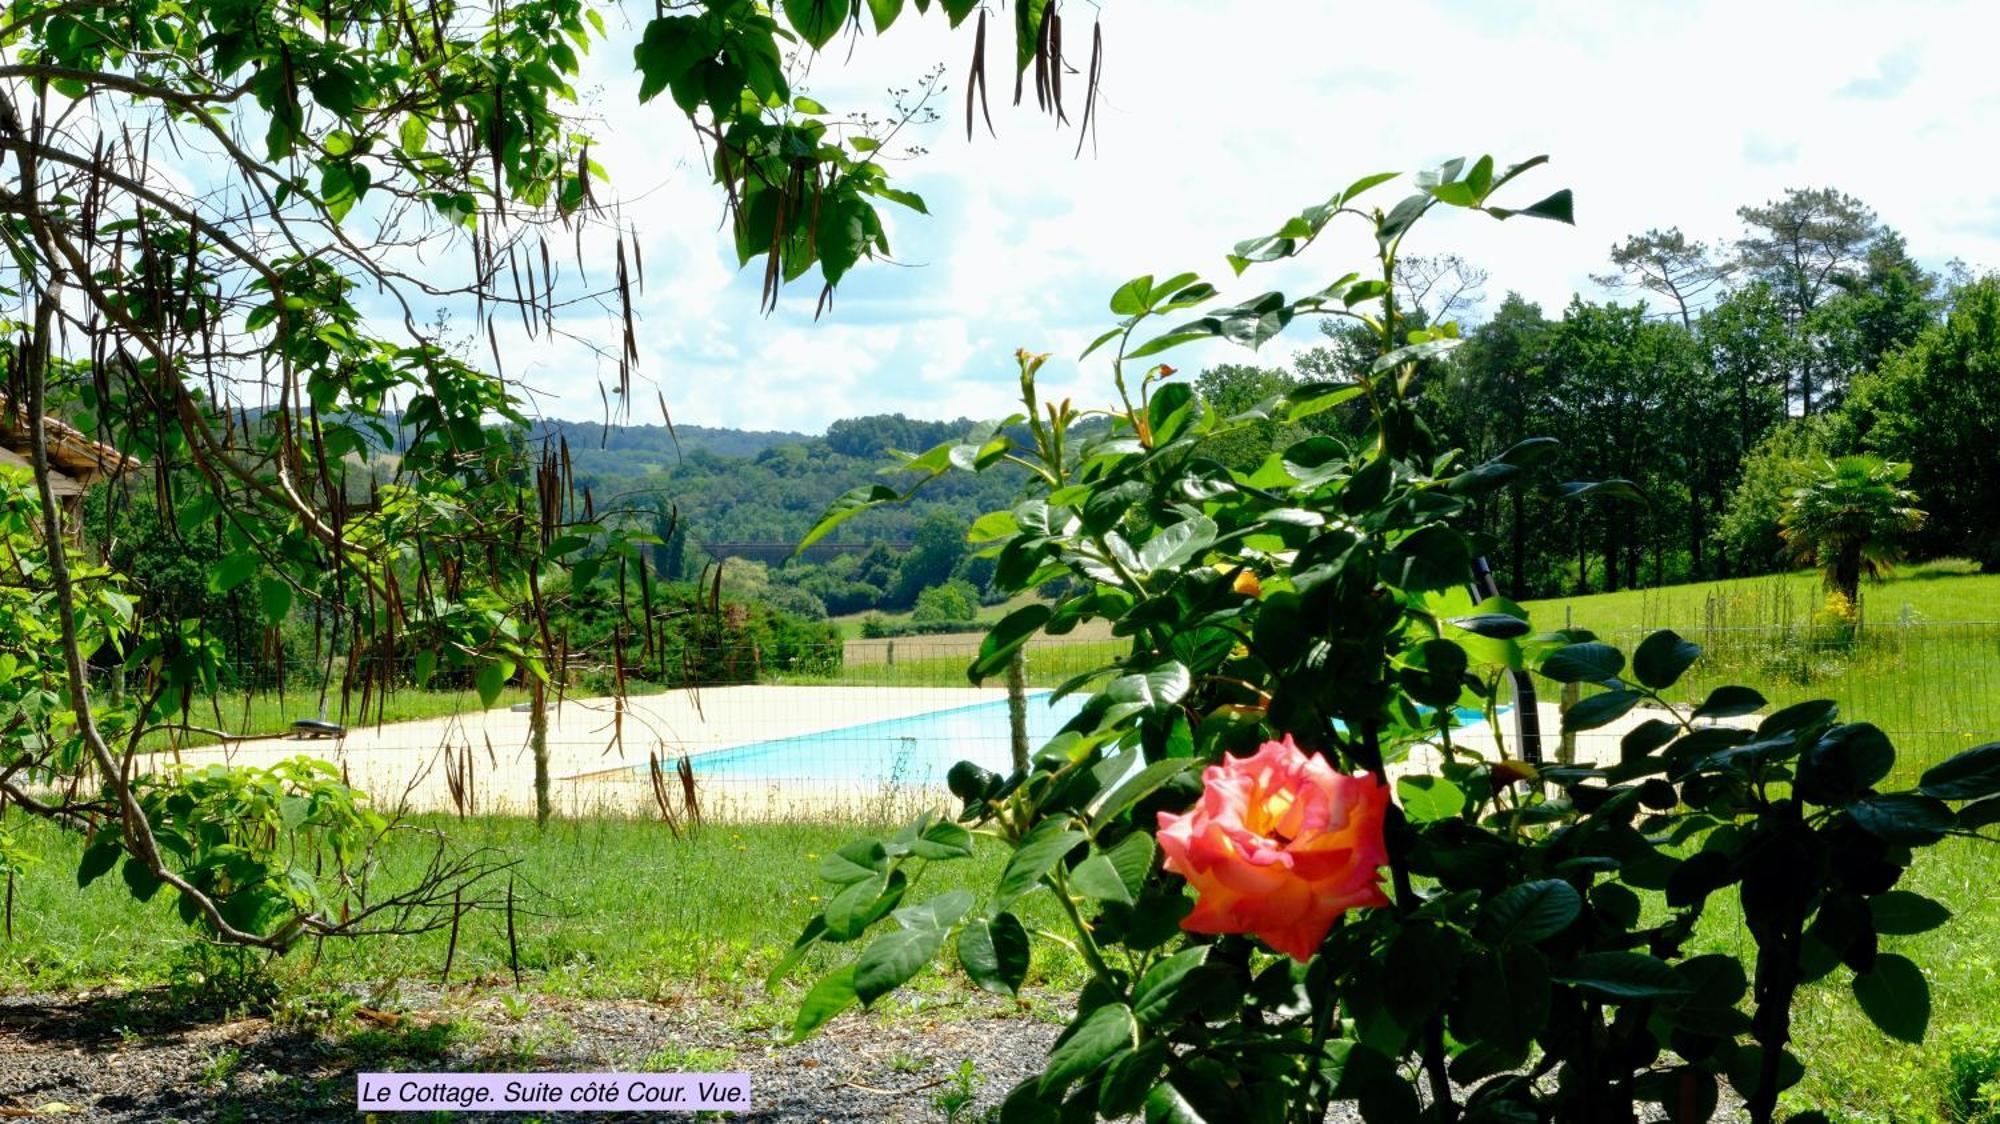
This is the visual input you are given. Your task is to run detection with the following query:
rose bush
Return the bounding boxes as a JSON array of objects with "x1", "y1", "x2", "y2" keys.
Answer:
[
  {"x1": 1159, "y1": 737, "x2": 1390, "y2": 961},
  {"x1": 771, "y1": 156, "x2": 2000, "y2": 1124}
]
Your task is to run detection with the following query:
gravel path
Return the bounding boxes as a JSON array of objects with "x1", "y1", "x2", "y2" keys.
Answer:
[
  {"x1": 0, "y1": 988, "x2": 1060, "y2": 1122},
  {"x1": 0, "y1": 988, "x2": 1748, "y2": 1122}
]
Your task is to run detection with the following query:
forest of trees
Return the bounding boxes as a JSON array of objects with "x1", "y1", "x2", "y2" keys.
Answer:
[
  {"x1": 1200, "y1": 186, "x2": 1997, "y2": 600},
  {"x1": 550, "y1": 184, "x2": 1995, "y2": 619}
]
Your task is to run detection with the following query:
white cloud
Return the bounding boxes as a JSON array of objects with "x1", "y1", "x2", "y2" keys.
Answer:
[{"x1": 500, "y1": 0, "x2": 2000, "y2": 431}]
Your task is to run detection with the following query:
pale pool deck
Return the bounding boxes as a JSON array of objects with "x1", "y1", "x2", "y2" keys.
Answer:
[{"x1": 133, "y1": 689, "x2": 1732, "y2": 820}]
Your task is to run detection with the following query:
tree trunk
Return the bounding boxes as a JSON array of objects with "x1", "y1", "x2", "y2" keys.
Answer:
[
  {"x1": 1690, "y1": 487, "x2": 1708, "y2": 580},
  {"x1": 1510, "y1": 491, "x2": 1528, "y2": 599},
  {"x1": 1006, "y1": 648, "x2": 1030, "y2": 774},
  {"x1": 531, "y1": 678, "x2": 551, "y2": 827},
  {"x1": 1602, "y1": 511, "x2": 1620, "y2": 593},
  {"x1": 1833, "y1": 548, "x2": 1862, "y2": 606}
]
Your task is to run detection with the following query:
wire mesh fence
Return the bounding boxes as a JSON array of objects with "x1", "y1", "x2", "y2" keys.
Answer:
[{"x1": 123, "y1": 619, "x2": 2000, "y2": 821}]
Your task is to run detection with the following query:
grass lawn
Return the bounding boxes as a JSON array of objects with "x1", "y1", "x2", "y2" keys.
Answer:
[
  {"x1": 1521, "y1": 558, "x2": 2000, "y2": 633},
  {"x1": 1, "y1": 809, "x2": 1993, "y2": 1121}
]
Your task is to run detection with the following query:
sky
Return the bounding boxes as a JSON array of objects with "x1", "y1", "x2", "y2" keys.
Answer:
[{"x1": 494, "y1": 0, "x2": 2000, "y2": 433}]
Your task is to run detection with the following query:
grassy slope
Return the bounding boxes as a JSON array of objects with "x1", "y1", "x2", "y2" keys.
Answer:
[{"x1": 1520, "y1": 558, "x2": 1999, "y2": 632}]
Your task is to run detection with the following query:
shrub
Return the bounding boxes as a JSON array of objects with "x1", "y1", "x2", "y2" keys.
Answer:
[{"x1": 773, "y1": 157, "x2": 1997, "y2": 1124}]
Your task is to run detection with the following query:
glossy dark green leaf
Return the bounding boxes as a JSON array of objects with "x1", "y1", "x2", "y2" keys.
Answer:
[
  {"x1": 1478, "y1": 879, "x2": 1581, "y2": 944},
  {"x1": 957, "y1": 912, "x2": 1031, "y2": 996},
  {"x1": 854, "y1": 925, "x2": 947, "y2": 1004},
  {"x1": 1918, "y1": 741, "x2": 2000, "y2": 800},
  {"x1": 1692, "y1": 685, "x2": 1766, "y2": 720},
  {"x1": 1541, "y1": 641, "x2": 1625, "y2": 684},
  {"x1": 994, "y1": 819, "x2": 1085, "y2": 907},
  {"x1": 1799, "y1": 723, "x2": 1896, "y2": 805},
  {"x1": 76, "y1": 834, "x2": 121, "y2": 889},
  {"x1": 969, "y1": 603, "x2": 1053, "y2": 683},
  {"x1": 791, "y1": 964, "x2": 858, "y2": 1039},
  {"x1": 1847, "y1": 794, "x2": 1955, "y2": 846},
  {"x1": 1069, "y1": 833, "x2": 1154, "y2": 904},
  {"x1": 1869, "y1": 890, "x2": 1951, "y2": 936},
  {"x1": 1089, "y1": 759, "x2": 1196, "y2": 830},
  {"x1": 1551, "y1": 951, "x2": 1689, "y2": 1002},
  {"x1": 1041, "y1": 1003, "x2": 1136, "y2": 1095},
  {"x1": 1132, "y1": 944, "x2": 1208, "y2": 1027},
  {"x1": 1449, "y1": 613, "x2": 1532, "y2": 639},
  {"x1": 1851, "y1": 953, "x2": 1929, "y2": 1044},
  {"x1": 1633, "y1": 629, "x2": 1700, "y2": 689},
  {"x1": 1106, "y1": 662, "x2": 1190, "y2": 712},
  {"x1": 1387, "y1": 525, "x2": 1471, "y2": 591},
  {"x1": 1564, "y1": 689, "x2": 1642, "y2": 732}
]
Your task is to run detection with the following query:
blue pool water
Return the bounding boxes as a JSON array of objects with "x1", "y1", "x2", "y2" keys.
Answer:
[
  {"x1": 662, "y1": 694, "x2": 1507, "y2": 785},
  {"x1": 675, "y1": 693, "x2": 1091, "y2": 784}
]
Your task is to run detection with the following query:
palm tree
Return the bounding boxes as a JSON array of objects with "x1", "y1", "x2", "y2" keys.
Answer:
[{"x1": 1780, "y1": 455, "x2": 1926, "y2": 605}]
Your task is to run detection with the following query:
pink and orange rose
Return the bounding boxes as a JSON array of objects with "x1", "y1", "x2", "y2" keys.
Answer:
[{"x1": 1156, "y1": 736, "x2": 1391, "y2": 961}]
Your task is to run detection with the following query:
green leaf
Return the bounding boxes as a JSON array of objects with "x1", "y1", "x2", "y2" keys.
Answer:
[
  {"x1": 1088, "y1": 759, "x2": 1196, "y2": 830},
  {"x1": 1146, "y1": 383, "x2": 1199, "y2": 446},
  {"x1": 1397, "y1": 775, "x2": 1465, "y2": 823},
  {"x1": 1136, "y1": 517, "x2": 1215, "y2": 574},
  {"x1": 1799, "y1": 723, "x2": 1896, "y2": 805},
  {"x1": 1133, "y1": 945, "x2": 1209, "y2": 1027},
  {"x1": 1478, "y1": 880, "x2": 1581, "y2": 945},
  {"x1": 969, "y1": 604, "x2": 1052, "y2": 683},
  {"x1": 1450, "y1": 947, "x2": 1550, "y2": 1050},
  {"x1": 957, "y1": 912, "x2": 1031, "y2": 996},
  {"x1": 1069, "y1": 833, "x2": 1155, "y2": 904},
  {"x1": 1632, "y1": 630, "x2": 1700, "y2": 690},
  {"x1": 782, "y1": 0, "x2": 847, "y2": 49},
  {"x1": 1110, "y1": 274, "x2": 1153, "y2": 315},
  {"x1": 818, "y1": 839, "x2": 888, "y2": 883},
  {"x1": 791, "y1": 964, "x2": 858, "y2": 1039},
  {"x1": 475, "y1": 660, "x2": 511, "y2": 708},
  {"x1": 121, "y1": 856, "x2": 162, "y2": 902},
  {"x1": 994, "y1": 819, "x2": 1085, "y2": 907},
  {"x1": 854, "y1": 925, "x2": 947, "y2": 1004},
  {"x1": 1918, "y1": 741, "x2": 2000, "y2": 800},
  {"x1": 1339, "y1": 171, "x2": 1400, "y2": 203},
  {"x1": 1847, "y1": 794, "x2": 1955, "y2": 846},
  {"x1": 1851, "y1": 953, "x2": 1929, "y2": 1044},
  {"x1": 892, "y1": 890, "x2": 974, "y2": 931},
  {"x1": 1564, "y1": 689, "x2": 1642, "y2": 733},
  {"x1": 1552, "y1": 952, "x2": 1689, "y2": 1002},
  {"x1": 76, "y1": 835, "x2": 121, "y2": 889},
  {"x1": 1508, "y1": 188, "x2": 1575, "y2": 224},
  {"x1": 1693, "y1": 685, "x2": 1767, "y2": 720},
  {"x1": 1540, "y1": 642, "x2": 1625, "y2": 684},
  {"x1": 1959, "y1": 794, "x2": 2000, "y2": 829},
  {"x1": 798, "y1": 484, "x2": 901, "y2": 554},
  {"x1": 766, "y1": 916, "x2": 827, "y2": 988},
  {"x1": 1097, "y1": 1039, "x2": 1167, "y2": 1119},
  {"x1": 1386, "y1": 525, "x2": 1471, "y2": 592},
  {"x1": 207, "y1": 551, "x2": 259, "y2": 594},
  {"x1": 1449, "y1": 613, "x2": 1532, "y2": 639},
  {"x1": 825, "y1": 868, "x2": 906, "y2": 939},
  {"x1": 1041, "y1": 1003, "x2": 1136, "y2": 1095},
  {"x1": 257, "y1": 576, "x2": 293, "y2": 625},
  {"x1": 911, "y1": 820, "x2": 974, "y2": 860},
  {"x1": 1869, "y1": 890, "x2": 1951, "y2": 936},
  {"x1": 412, "y1": 650, "x2": 437, "y2": 688},
  {"x1": 1106, "y1": 662, "x2": 1190, "y2": 712}
]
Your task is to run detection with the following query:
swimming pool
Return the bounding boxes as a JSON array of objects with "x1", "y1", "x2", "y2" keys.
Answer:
[
  {"x1": 669, "y1": 692, "x2": 1090, "y2": 784},
  {"x1": 657, "y1": 693, "x2": 1507, "y2": 785}
]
